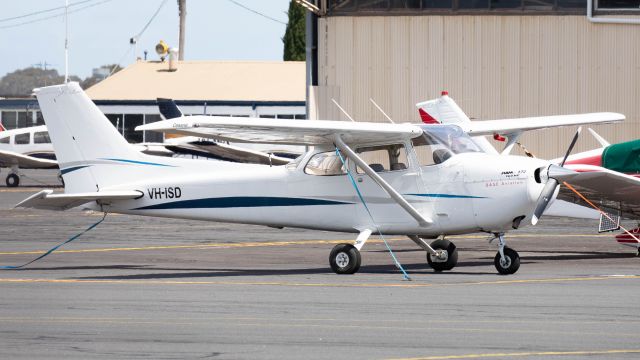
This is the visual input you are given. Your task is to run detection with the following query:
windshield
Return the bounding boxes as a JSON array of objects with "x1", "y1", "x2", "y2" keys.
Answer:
[
  {"x1": 412, "y1": 125, "x2": 481, "y2": 166},
  {"x1": 418, "y1": 125, "x2": 481, "y2": 154}
]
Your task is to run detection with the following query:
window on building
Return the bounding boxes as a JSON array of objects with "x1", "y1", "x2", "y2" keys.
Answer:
[
  {"x1": 0, "y1": 136, "x2": 9, "y2": 144},
  {"x1": 15, "y1": 133, "x2": 30, "y2": 145},
  {"x1": 124, "y1": 114, "x2": 144, "y2": 143},
  {"x1": 17, "y1": 112, "x2": 28, "y2": 128},
  {"x1": 305, "y1": 151, "x2": 346, "y2": 176},
  {"x1": 106, "y1": 114, "x2": 124, "y2": 134},
  {"x1": 35, "y1": 111, "x2": 45, "y2": 126},
  {"x1": 492, "y1": 0, "x2": 522, "y2": 8},
  {"x1": 34, "y1": 131, "x2": 51, "y2": 144},
  {"x1": 597, "y1": 0, "x2": 640, "y2": 9},
  {"x1": 355, "y1": 144, "x2": 408, "y2": 173},
  {"x1": 458, "y1": 0, "x2": 490, "y2": 8},
  {"x1": 143, "y1": 114, "x2": 164, "y2": 143},
  {"x1": 1, "y1": 111, "x2": 17, "y2": 130}
]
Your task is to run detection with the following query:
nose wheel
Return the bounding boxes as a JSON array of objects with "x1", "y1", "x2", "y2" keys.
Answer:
[
  {"x1": 493, "y1": 233, "x2": 520, "y2": 274},
  {"x1": 329, "y1": 243, "x2": 361, "y2": 274}
]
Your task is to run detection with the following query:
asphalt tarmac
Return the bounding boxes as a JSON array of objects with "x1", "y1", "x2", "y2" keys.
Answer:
[{"x1": 1, "y1": 170, "x2": 639, "y2": 359}]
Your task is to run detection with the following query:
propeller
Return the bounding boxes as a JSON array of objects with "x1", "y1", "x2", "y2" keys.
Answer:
[{"x1": 531, "y1": 127, "x2": 582, "y2": 225}]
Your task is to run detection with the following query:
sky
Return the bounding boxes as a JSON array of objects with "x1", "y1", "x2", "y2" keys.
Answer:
[{"x1": 0, "y1": 0, "x2": 291, "y2": 79}]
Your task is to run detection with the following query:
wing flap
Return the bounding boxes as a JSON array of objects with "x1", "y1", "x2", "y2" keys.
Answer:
[
  {"x1": 136, "y1": 116, "x2": 423, "y2": 145},
  {"x1": 16, "y1": 190, "x2": 143, "y2": 211},
  {"x1": 464, "y1": 113, "x2": 625, "y2": 136}
]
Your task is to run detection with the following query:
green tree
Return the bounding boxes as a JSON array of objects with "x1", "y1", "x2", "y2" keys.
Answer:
[
  {"x1": 0, "y1": 67, "x2": 80, "y2": 97},
  {"x1": 282, "y1": 0, "x2": 306, "y2": 61}
]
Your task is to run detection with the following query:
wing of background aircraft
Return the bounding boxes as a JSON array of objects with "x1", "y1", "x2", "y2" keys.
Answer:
[{"x1": 0, "y1": 149, "x2": 58, "y2": 169}]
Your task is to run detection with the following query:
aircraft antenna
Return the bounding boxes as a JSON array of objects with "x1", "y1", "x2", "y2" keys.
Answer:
[
  {"x1": 369, "y1": 98, "x2": 394, "y2": 124},
  {"x1": 64, "y1": 0, "x2": 69, "y2": 83},
  {"x1": 331, "y1": 98, "x2": 355, "y2": 122}
]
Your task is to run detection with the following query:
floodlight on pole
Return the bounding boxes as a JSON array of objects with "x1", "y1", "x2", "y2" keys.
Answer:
[{"x1": 294, "y1": 0, "x2": 322, "y2": 15}]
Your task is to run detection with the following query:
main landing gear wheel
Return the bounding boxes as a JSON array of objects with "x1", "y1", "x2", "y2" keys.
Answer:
[
  {"x1": 329, "y1": 243, "x2": 361, "y2": 275},
  {"x1": 494, "y1": 247, "x2": 520, "y2": 275},
  {"x1": 6, "y1": 173, "x2": 19, "y2": 187},
  {"x1": 427, "y1": 239, "x2": 458, "y2": 272}
]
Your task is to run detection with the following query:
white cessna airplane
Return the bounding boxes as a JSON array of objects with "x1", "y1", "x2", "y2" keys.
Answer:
[
  {"x1": 0, "y1": 124, "x2": 58, "y2": 187},
  {"x1": 16, "y1": 83, "x2": 624, "y2": 275}
]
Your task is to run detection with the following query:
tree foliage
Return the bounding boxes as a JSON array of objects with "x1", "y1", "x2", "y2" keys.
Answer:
[
  {"x1": 283, "y1": 0, "x2": 306, "y2": 61},
  {"x1": 0, "y1": 64, "x2": 122, "y2": 97}
]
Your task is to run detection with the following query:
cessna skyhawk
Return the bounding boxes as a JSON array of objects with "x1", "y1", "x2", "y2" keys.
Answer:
[{"x1": 16, "y1": 83, "x2": 624, "y2": 275}]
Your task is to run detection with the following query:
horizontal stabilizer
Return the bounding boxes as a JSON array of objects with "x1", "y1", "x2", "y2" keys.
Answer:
[
  {"x1": 15, "y1": 189, "x2": 143, "y2": 211},
  {"x1": 464, "y1": 113, "x2": 625, "y2": 136}
]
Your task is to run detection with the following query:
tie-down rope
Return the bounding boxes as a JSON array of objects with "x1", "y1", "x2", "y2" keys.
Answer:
[
  {"x1": 335, "y1": 147, "x2": 411, "y2": 281},
  {"x1": 1, "y1": 212, "x2": 108, "y2": 269}
]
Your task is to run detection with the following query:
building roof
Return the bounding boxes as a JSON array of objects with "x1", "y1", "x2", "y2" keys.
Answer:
[{"x1": 86, "y1": 60, "x2": 305, "y2": 102}]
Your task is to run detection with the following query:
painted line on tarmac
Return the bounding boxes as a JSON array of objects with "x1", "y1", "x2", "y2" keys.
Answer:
[
  {"x1": 0, "y1": 275, "x2": 637, "y2": 288},
  {"x1": 0, "y1": 233, "x2": 613, "y2": 256},
  {"x1": 388, "y1": 349, "x2": 640, "y2": 360}
]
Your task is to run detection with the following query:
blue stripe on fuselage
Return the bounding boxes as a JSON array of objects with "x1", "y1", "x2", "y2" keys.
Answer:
[
  {"x1": 133, "y1": 197, "x2": 353, "y2": 210},
  {"x1": 407, "y1": 193, "x2": 487, "y2": 199},
  {"x1": 60, "y1": 165, "x2": 90, "y2": 175},
  {"x1": 100, "y1": 158, "x2": 175, "y2": 167}
]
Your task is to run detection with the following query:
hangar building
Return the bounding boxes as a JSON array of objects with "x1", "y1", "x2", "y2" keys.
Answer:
[
  {"x1": 305, "y1": 0, "x2": 640, "y2": 158},
  {"x1": 0, "y1": 60, "x2": 306, "y2": 143}
]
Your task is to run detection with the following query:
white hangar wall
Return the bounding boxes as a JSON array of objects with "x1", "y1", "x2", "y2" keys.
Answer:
[{"x1": 312, "y1": 15, "x2": 640, "y2": 158}]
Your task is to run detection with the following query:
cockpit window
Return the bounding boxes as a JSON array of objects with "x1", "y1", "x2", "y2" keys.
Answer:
[
  {"x1": 304, "y1": 151, "x2": 346, "y2": 176},
  {"x1": 413, "y1": 125, "x2": 480, "y2": 166},
  {"x1": 355, "y1": 143, "x2": 408, "y2": 174},
  {"x1": 0, "y1": 136, "x2": 9, "y2": 144},
  {"x1": 34, "y1": 131, "x2": 51, "y2": 144},
  {"x1": 15, "y1": 133, "x2": 30, "y2": 145}
]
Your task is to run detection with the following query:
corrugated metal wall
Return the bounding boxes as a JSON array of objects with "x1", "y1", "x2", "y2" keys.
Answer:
[{"x1": 313, "y1": 15, "x2": 640, "y2": 158}]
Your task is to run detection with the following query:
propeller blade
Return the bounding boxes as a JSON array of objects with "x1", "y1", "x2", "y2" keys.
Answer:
[
  {"x1": 560, "y1": 127, "x2": 582, "y2": 167},
  {"x1": 532, "y1": 178, "x2": 558, "y2": 225}
]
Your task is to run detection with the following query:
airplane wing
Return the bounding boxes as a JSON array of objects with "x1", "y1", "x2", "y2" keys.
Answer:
[
  {"x1": 0, "y1": 149, "x2": 58, "y2": 169},
  {"x1": 136, "y1": 117, "x2": 423, "y2": 145},
  {"x1": 463, "y1": 113, "x2": 625, "y2": 136},
  {"x1": 556, "y1": 164, "x2": 640, "y2": 218},
  {"x1": 164, "y1": 140, "x2": 292, "y2": 165},
  {"x1": 15, "y1": 189, "x2": 143, "y2": 211}
]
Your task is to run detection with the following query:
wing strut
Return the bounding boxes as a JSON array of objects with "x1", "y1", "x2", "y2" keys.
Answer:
[{"x1": 333, "y1": 135, "x2": 432, "y2": 227}]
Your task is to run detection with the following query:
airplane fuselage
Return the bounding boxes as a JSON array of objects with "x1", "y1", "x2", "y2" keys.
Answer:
[{"x1": 89, "y1": 149, "x2": 549, "y2": 237}]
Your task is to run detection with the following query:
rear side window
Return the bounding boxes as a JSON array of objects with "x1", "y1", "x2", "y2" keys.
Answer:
[
  {"x1": 0, "y1": 136, "x2": 9, "y2": 144},
  {"x1": 34, "y1": 131, "x2": 51, "y2": 144},
  {"x1": 15, "y1": 133, "x2": 30, "y2": 145}
]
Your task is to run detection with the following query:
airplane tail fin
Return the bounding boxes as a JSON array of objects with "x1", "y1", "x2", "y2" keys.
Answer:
[
  {"x1": 416, "y1": 92, "x2": 498, "y2": 154},
  {"x1": 34, "y1": 82, "x2": 156, "y2": 193},
  {"x1": 157, "y1": 98, "x2": 183, "y2": 120},
  {"x1": 0, "y1": 122, "x2": 5, "y2": 132},
  {"x1": 416, "y1": 91, "x2": 471, "y2": 125}
]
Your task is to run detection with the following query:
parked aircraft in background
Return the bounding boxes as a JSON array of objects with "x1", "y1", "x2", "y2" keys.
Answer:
[
  {"x1": 417, "y1": 92, "x2": 640, "y2": 253},
  {"x1": 0, "y1": 100, "x2": 302, "y2": 187},
  {"x1": 17, "y1": 82, "x2": 624, "y2": 275},
  {"x1": 0, "y1": 124, "x2": 58, "y2": 187}
]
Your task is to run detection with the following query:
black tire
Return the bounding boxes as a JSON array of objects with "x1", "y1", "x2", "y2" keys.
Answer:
[
  {"x1": 6, "y1": 173, "x2": 19, "y2": 187},
  {"x1": 494, "y1": 247, "x2": 520, "y2": 275},
  {"x1": 426, "y1": 239, "x2": 458, "y2": 272},
  {"x1": 329, "y1": 243, "x2": 361, "y2": 275}
]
